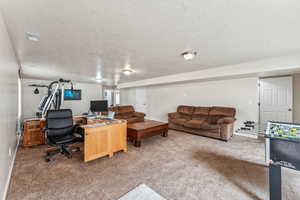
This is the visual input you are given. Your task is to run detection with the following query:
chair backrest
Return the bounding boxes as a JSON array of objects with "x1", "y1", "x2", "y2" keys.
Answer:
[{"x1": 46, "y1": 109, "x2": 74, "y2": 137}]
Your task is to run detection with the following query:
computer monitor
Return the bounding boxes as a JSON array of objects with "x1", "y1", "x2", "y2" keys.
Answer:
[{"x1": 90, "y1": 100, "x2": 108, "y2": 112}]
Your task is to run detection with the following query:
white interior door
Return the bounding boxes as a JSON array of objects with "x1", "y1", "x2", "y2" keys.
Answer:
[
  {"x1": 135, "y1": 87, "x2": 147, "y2": 113},
  {"x1": 259, "y1": 76, "x2": 293, "y2": 130}
]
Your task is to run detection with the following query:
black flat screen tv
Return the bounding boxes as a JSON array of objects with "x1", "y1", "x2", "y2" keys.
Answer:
[
  {"x1": 64, "y1": 89, "x2": 81, "y2": 100},
  {"x1": 90, "y1": 100, "x2": 108, "y2": 112}
]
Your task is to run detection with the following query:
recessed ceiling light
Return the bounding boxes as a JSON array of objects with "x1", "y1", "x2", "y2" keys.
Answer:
[
  {"x1": 122, "y1": 65, "x2": 134, "y2": 75},
  {"x1": 181, "y1": 51, "x2": 197, "y2": 60},
  {"x1": 26, "y1": 32, "x2": 40, "y2": 41},
  {"x1": 122, "y1": 68, "x2": 134, "y2": 75}
]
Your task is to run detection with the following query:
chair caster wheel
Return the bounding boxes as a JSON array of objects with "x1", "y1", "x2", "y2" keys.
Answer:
[
  {"x1": 45, "y1": 158, "x2": 51, "y2": 162},
  {"x1": 71, "y1": 147, "x2": 80, "y2": 152}
]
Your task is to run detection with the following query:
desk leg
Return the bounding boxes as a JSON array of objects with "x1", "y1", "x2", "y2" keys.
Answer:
[
  {"x1": 134, "y1": 140, "x2": 141, "y2": 147},
  {"x1": 269, "y1": 163, "x2": 281, "y2": 200}
]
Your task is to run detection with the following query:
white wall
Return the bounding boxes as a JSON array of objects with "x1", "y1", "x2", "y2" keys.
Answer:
[
  {"x1": 121, "y1": 77, "x2": 259, "y2": 129},
  {"x1": 22, "y1": 79, "x2": 103, "y2": 118},
  {"x1": 0, "y1": 13, "x2": 19, "y2": 200}
]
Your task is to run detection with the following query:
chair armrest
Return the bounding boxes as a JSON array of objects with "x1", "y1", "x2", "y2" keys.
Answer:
[
  {"x1": 217, "y1": 117, "x2": 236, "y2": 124},
  {"x1": 168, "y1": 112, "x2": 179, "y2": 119},
  {"x1": 134, "y1": 112, "x2": 146, "y2": 117}
]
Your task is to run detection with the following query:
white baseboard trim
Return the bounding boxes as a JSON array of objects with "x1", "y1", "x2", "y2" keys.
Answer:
[
  {"x1": 2, "y1": 134, "x2": 20, "y2": 200},
  {"x1": 234, "y1": 132, "x2": 258, "y2": 139}
]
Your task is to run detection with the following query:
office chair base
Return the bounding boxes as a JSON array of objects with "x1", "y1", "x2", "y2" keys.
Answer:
[{"x1": 45, "y1": 146, "x2": 80, "y2": 162}]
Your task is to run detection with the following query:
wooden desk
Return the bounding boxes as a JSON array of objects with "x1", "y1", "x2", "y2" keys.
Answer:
[
  {"x1": 22, "y1": 116, "x2": 87, "y2": 147},
  {"x1": 22, "y1": 117, "x2": 127, "y2": 162},
  {"x1": 81, "y1": 120, "x2": 127, "y2": 162}
]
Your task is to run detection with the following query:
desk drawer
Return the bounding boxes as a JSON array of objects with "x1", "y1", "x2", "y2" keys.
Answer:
[{"x1": 23, "y1": 121, "x2": 44, "y2": 147}]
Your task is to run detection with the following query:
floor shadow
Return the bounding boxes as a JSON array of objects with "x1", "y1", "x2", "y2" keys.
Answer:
[{"x1": 194, "y1": 149, "x2": 267, "y2": 200}]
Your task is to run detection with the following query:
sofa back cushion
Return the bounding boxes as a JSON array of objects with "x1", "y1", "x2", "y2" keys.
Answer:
[
  {"x1": 177, "y1": 105, "x2": 195, "y2": 115},
  {"x1": 177, "y1": 105, "x2": 195, "y2": 119},
  {"x1": 118, "y1": 105, "x2": 135, "y2": 114},
  {"x1": 108, "y1": 106, "x2": 119, "y2": 113},
  {"x1": 192, "y1": 107, "x2": 210, "y2": 119},
  {"x1": 208, "y1": 106, "x2": 236, "y2": 124}
]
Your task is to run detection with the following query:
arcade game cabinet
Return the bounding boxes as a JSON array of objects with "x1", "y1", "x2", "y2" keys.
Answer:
[{"x1": 265, "y1": 121, "x2": 300, "y2": 200}]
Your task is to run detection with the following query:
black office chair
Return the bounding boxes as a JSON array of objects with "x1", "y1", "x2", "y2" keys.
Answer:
[{"x1": 44, "y1": 109, "x2": 83, "y2": 162}]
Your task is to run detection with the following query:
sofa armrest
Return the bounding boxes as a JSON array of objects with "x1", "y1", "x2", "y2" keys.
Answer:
[
  {"x1": 220, "y1": 123, "x2": 234, "y2": 141},
  {"x1": 168, "y1": 112, "x2": 179, "y2": 119},
  {"x1": 134, "y1": 112, "x2": 145, "y2": 117},
  {"x1": 217, "y1": 117, "x2": 236, "y2": 124}
]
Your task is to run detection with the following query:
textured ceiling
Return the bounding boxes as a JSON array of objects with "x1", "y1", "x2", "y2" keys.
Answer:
[{"x1": 1, "y1": 0, "x2": 300, "y2": 85}]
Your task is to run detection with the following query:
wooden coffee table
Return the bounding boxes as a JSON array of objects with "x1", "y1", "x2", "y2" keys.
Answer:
[{"x1": 127, "y1": 120, "x2": 168, "y2": 147}]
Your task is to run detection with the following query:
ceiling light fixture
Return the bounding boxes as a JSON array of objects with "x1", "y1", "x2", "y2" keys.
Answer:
[
  {"x1": 95, "y1": 78, "x2": 102, "y2": 83},
  {"x1": 26, "y1": 32, "x2": 40, "y2": 41},
  {"x1": 122, "y1": 65, "x2": 134, "y2": 75},
  {"x1": 181, "y1": 50, "x2": 197, "y2": 60}
]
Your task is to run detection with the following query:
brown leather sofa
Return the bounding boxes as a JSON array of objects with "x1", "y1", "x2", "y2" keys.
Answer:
[
  {"x1": 108, "y1": 105, "x2": 145, "y2": 123},
  {"x1": 168, "y1": 105, "x2": 236, "y2": 141}
]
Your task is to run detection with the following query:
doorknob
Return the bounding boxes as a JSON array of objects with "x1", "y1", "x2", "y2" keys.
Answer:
[{"x1": 288, "y1": 108, "x2": 292, "y2": 111}]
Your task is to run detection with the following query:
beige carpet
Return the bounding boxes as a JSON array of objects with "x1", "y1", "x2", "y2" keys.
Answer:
[{"x1": 7, "y1": 130, "x2": 300, "y2": 200}]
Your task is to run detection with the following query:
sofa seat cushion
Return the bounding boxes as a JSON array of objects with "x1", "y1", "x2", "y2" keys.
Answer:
[
  {"x1": 208, "y1": 115, "x2": 225, "y2": 124},
  {"x1": 217, "y1": 117, "x2": 236, "y2": 124},
  {"x1": 122, "y1": 113, "x2": 135, "y2": 119},
  {"x1": 184, "y1": 118, "x2": 206, "y2": 129},
  {"x1": 170, "y1": 118, "x2": 188, "y2": 125},
  {"x1": 126, "y1": 117, "x2": 143, "y2": 123},
  {"x1": 200, "y1": 122, "x2": 220, "y2": 130}
]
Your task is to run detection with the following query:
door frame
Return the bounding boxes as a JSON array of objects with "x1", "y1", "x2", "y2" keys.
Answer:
[{"x1": 258, "y1": 75, "x2": 293, "y2": 132}]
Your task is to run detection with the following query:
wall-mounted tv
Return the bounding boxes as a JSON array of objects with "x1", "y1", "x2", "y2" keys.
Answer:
[{"x1": 64, "y1": 89, "x2": 81, "y2": 100}]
